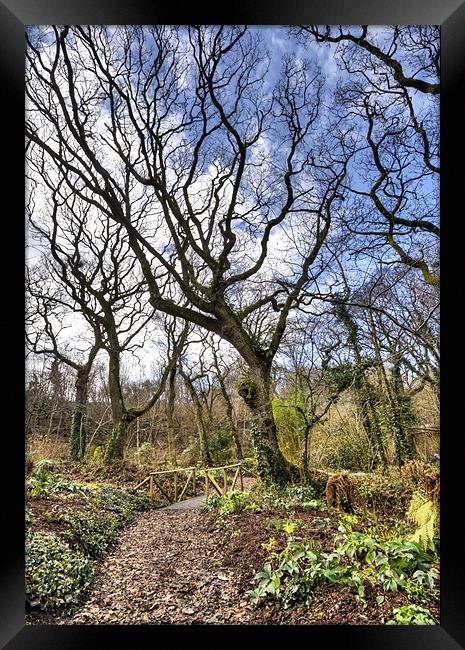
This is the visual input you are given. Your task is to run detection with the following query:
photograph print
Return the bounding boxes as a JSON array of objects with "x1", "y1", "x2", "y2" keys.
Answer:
[{"x1": 25, "y1": 24, "x2": 440, "y2": 627}]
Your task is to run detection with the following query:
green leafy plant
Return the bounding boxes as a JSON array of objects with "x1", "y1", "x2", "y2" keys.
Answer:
[
  {"x1": 27, "y1": 460, "x2": 87, "y2": 498},
  {"x1": 25, "y1": 482, "x2": 155, "y2": 612},
  {"x1": 249, "y1": 523, "x2": 439, "y2": 611},
  {"x1": 25, "y1": 507, "x2": 35, "y2": 526},
  {"x1": 386, "y1": 604, "x2": 437, "y2": 625},
  {"x1": 135, "y1": 441, "x2": 155, "y2": 466},
  {"x1": 90, "y1": 445, "x2": 104, "y2": 465},
  {"x1": 249, "y1": 540, "x2": 366, "y2": 608},
  {"x1": 64, "y1": 507, "x2": 120, "y2": 557},
  {"x1": 257, "y1": 484, "x2": 321, "y2": 510},
  {"x1": 26, "y1": 531, "x2": 94, "y2": 610},
  {"x1": 269, "y1": 518, "x2": 304, "y2": 536},
  {"x1": 203, "y1": 490, "x2": 258, "y2": 514},
  {"x1": 27, "y1": 459, "x2": 56, "y2": 497},
  {"x1": 354, "y1": 473, "x2": 408, "y2": 516}
]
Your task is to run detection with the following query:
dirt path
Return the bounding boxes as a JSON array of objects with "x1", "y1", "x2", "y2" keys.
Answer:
[
  {"x1": 64, "y1": 506, "x2": 256, "y2": 625},
  {"x1": 161, "y1": 495, "x2": 206, "y2": 511}
]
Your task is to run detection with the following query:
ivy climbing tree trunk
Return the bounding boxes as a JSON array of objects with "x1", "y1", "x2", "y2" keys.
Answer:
[
  {"x1": 68, "y1": 342, "x2": 100, "y2": 462},
  {"x1": 301, "y1": 423, "x2": 311, "y2": 482},
  {"x1": 355, "y1": 384, "x2": 387, "y2": 469},
  {"x1": 388, "y1": 346, "x2": 415, "y2": 465},
  {"x1": 210, "y1": 343, "x2": 243, "y2": 461},
  {"x1": 334, "y1": 298, "x2": 388, "y2": 468},
  {"x1": 69, "y1": 367, "x2": 91, "y2": 461},
  {"x1": 369, "y1": 311, "x2": 414, "y2": 466},
  {"x1": 218, "y1": 377, "x2": 243, "y2": 461},
  {"x1": 237, "y1": 364, "x2": 293, "y2": 486},
  {"x1": 103, "y1": 416, "x2": 132, "y2": 464}
]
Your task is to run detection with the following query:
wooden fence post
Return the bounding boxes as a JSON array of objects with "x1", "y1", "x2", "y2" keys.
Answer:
[
  {"x1": 239, "y1": 465, "x2": 244, "y2": 491},
  {"x1": 223, "y1": 468, "x2": 228, "y2": 494},
  {"x1": 149, "y1": 475, "x2": 154, "y2": 499},
  {"x1": 174, "y1": 472, "x2": 178, "y2": 502}
]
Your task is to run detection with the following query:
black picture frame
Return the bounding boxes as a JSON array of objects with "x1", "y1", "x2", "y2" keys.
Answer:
[{"x1": 1, "y1": 1, "x2": 463, "y2": 648}]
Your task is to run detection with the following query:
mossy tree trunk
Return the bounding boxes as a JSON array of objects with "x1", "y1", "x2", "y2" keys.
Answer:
[
  {"x1": 369, "y1": 308, "x2": 414, "y2": 466},
  {"x1": 237, "y1": 364, "x2": 293, "y2": 486},
  {"x1": 103, "y1": 330, "x2": 128, "y2": 464},
  {"x1": 389, "y1": 348, "x2": 414, "y2": 465},
  {"x1": 69, "y1": 367, "x2": 91, "y2": 461},
  {"x1": 211, "y1": 343, "x2": 243, "y2": 460},
  {"x1": 334, "y1": 298, "x2": 388, "y2": 468},
  {"x1": 103, "y1": 318, "x2": 188, "y2": 465},
  {"x1": 355, "y1": 383, "x2": 387, "y2": 468},
  {"x1": 103, "y1": 416, "x2": 132, "y2": 464},
  {"x1": 301, "y1": 422, "x2": 311, "y2": 483}
]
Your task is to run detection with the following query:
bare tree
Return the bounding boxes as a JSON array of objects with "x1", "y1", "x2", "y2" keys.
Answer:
[
  {"x1": 104, "y1": 317, "x2": 188, "y2": 463},
  {"x1": 178, "y1": 361, "x2": 213, "y2": 467},
  {"x1": 276, "y1": 319, "x2": 349, "y2": 480},
  {"x1": 26, "y1": 261, "x2": 102, "y2": 460},
  {"x1": 26, "y1": 26, "x2": 352, "y2": 484},
  {"x1": 295, "y1": 26, "x2": 439, "y2": 288},
  {"x1": 210, "y1": 338, "x2": 243, "y2": 460}
]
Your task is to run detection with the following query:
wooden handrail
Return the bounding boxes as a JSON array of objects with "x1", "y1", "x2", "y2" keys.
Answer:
[
  {"x1": 149, "y1": 462, "x2": 244, "y2": 476},
  {"x1": 135, "y1": 461, "x2": 254, "y2": 502}
]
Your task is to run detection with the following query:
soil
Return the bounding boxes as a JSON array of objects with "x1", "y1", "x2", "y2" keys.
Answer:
[
  {"x1": 27, "y1": 492, "x2": 90, "y2": 536},
  {"x1": 27, "y1": 500, "x2": 439, "y2": 626}
]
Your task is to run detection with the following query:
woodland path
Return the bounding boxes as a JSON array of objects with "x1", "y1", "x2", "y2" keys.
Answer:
[
  {"x1": 63, "y1": 501, "x2": 256, "y2": 625},
  {"x1": 161, "y1": 495, "x2": 206, "y2": 511}
]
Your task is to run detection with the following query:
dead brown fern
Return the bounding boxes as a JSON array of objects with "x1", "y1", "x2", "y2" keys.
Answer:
[
  {"x1": 325, "y1": 473, "x2": 354, "y2": 512},
  {"x1": 401, "y1": 460, "x2": 440, "y2": 507}
]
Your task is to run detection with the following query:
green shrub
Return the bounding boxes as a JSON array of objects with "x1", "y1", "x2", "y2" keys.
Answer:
[
  {"x1": 180, "y1": 430, "x2": 235, "y2": 467},
  {"x1": 27, "y1": 459, "x2": 87, "y2": 498},
  {"x1": 257, "y1": 484, "x2": 321, "y2": 510},
  {"x1": 26, "y1": 531, "x2": 94, "y2": 610},
  {"x1": 64, "y1": 486, "x2": 153, "y2": 557},
  {"x1": 26, "y1": 483, "x2": 155, "y2": 612},
  {"x1": 324, "y1": 426, "x2": 375, "y2": 472},
  {"x1": 354, "y1": 473, "x2": 409, "y2": 515},
  {"x1": 249, "y1": 540, "x2": 366, "y2": 608},
  {"x1": 27, "y1": 459, "x2": 56, "y2": 497},
  {"x1": 386, "y1": 604, "x2": 437, "y2": 625},
  {"x1": 134, "y1": 441, "x2": 155, "y2": 466},
  {"x1": 204, "y1": 490, "x2": 259, "y2": 514},
  {"x1": 63, "y1": 486, "x2": 154, "y2": 556},
  {"x1": 208, "y1": 429, "x2": 235, "y2": 465},
  {"x1": 249, "y1": 523, "x2": 439, "y2": 610},
  {"x1": 64, "y1": 508, "x2": 120, "y2": 557},
  {"x1": 269, "y1": 518, "x2": 304, "y2": 535},
  {"x1": 90, "y1": 445, "x2": 104, "y2": 465},
  {"x1": 94, "y1": 486, "x2": 154, "y2": 519}
]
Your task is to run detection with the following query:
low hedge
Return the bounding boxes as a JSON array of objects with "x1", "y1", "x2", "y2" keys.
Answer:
[{"x1": 26, "y1": 484, "x2": 155, "y2": 611}]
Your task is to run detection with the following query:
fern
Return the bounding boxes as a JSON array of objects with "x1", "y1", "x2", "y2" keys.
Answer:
[{"x1": 407, "y1": 491, "x2": 438, "y2": 548}]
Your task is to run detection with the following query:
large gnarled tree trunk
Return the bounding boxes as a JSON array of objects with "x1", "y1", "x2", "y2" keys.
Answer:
[{"x1": 237, "y1": 364, "x2": 292, "y2": 485}]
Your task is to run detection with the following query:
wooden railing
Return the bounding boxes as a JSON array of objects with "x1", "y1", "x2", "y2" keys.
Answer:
[{"x1": 134, "y1": 462, "x2": 253, "y2": 504}]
